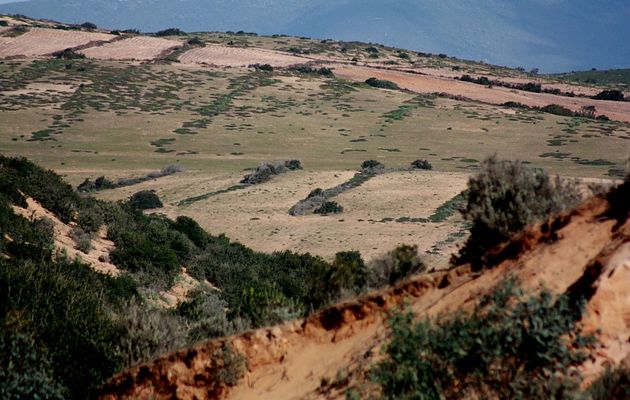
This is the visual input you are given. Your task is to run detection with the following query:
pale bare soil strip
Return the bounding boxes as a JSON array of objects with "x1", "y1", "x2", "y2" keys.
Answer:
[
  {"x1": 178, "y1": 44, "x2": 306, "y2": 67},
  {"x1": 0, "y1": 28, "x2": 114, "y2": 57},
  {"x1": 12, "y1": 196, "x2": 119, "y2": 276},
  {"x1": 81, "y1": 36, "x2": 183, "y2": 60},
  {"x1": 331, "y1": 64, "x2": 630, "y2": 122}
]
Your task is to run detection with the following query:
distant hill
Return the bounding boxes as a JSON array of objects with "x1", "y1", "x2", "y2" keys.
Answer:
[{"x1": 1, "y1": 0, "x2": 629, "y2": 72}]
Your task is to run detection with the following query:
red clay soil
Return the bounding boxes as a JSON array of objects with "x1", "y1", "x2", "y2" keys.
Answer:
[{"x1": 99, "y1": 186, "x2": 630, "y2": 400}]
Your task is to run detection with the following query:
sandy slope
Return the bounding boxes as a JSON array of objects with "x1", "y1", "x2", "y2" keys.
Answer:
[
  {"x1": 12, "y1": 196, "x2": 120, "y2": 276},
  {"x1": 99, "y1": 188, "x2": 630, "y2": 399}
]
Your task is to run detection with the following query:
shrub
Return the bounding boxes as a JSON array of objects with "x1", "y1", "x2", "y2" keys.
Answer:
[
  {"x1": 155, "y1": 28, "x2": 186, "y2": 36},
  {"x1": 593, "y1": 89, "x2": 624, "y2": 101},
  {"x1": 0, "y1": 321, "x2": 66, "y2": 400},
  {"x1": 210, "y1": 343, "x2": 246, "y2": 387},
  {"x1": 411, "y1": 159, "x2": 432, "y2": 170},
  {"x1": 52, "y1": 48, "x2": 85, "y2": 60},
  {"x1": 71, "y1": 226, "x2": 92, "y2": 254},
  {"x1": 0, "y1": 258, "x2": 122, "y2": 398},
  {"x1": 186, "y1": 37, "x2": 204, "y2": 46},
  {"x1": 250, "y1": 63, "x2": 274, "y2": 72},
  {"x1": 240, "y1": 160, "x2": 300, "y2": 185},
  {"x1": 114, "y1": 300, "x2": 187, "y2": 368},
  {"x1": 369, "y1": 244, "x2": 425, "y2": 286},
  {"x1": 129, "y1": 190, "x2": 163, "y2": 210},
  {"x1": 361, "y1": 159, "x2": 385, "y2": 173},
  {"x1": 176, "y1": 290, "x2": 232, "y2": 341},
  {"x1": 0, "y1": 20, "x2": 7, "y2": 27},
  {"x1": 288, "y1": 65, "x2": 333, "y2": 76},
  {"x1": 587, "y1": 364, "x2": 630, "y2": 400},
  {"x1": 308, "y1": 251, "x2": 367, "y2": 308},
  {"x1": 314, "y1": 201, "x2": 343, "y2": 215},
  {"x1": 171, "y1": 216, "x2": 209, "y2": 248},
  {"x1": 540, "y1": 104, "x2": 574, "y2": 117},
  {"x1": 80, "y1": 22, "x2": 97, "y2": 30},
  {"x1": 455, "y1": 156, "x2": 581, "y2": 268},
  {"x1": 372, "y1": 280, "x2": 593, "y2": 399},
  {"x1": 365, "y1": 77, "x2": 399, "y2": 90}
]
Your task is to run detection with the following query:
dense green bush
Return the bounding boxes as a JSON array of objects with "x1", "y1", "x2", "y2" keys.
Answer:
[
  {"x1": 372, "y1": 280, "x2": 593, "y2": 399},
  {"x1": 308, "y1": 251, "x2": 367, "y2": 309},
  {"x1": 171, "y1": 215, "x2": 209, "y2": 248},
  {"x1": 0, "y1": 322, "x2": 65, "y2": 400},
  {"x1": 365, "y1": 77, "x2": 399, "y2": 90},
  {"x1": 455, "y1": 155, "x2": 581, "y2": 268},
  {"x1": 129, "y1": 190, "x2": 163, "y2": 209},
  {"x1": 53, "y1": 48, "x2": 86, "y2": 60},
  {"x1": 0, "y1": 258, "x2": 122, "y2": 398}
]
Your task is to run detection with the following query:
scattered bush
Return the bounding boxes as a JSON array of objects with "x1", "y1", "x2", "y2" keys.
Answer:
[
  {"x1": 372, "y1": 279, "x2": 593, "y2": 399},
  {"x1": 80, "y1": 22, "x2": 97, "y2": 30},
  {"x1": 593, "y1": 89, "x2": 624, "y2": 101},
  {"x1": 455, "y1": 155, "x2": 581, "y2": 268},
  {"x1": 361, "y1": 159, "x2": 385, "y2": 173},
  {"x1": 0, "y1": 20, "x2": 8, "y2": 27},
  {"x1": 365, "y1": 77, "x2": 399, "y2": 90},
  {"x1": 186, "y1": 37, "x2": 205, "y2": 46},
  {"x1": 129, "y1": 190, "x2": 163, "y2": 210},
  {"x1": 78, "y1": 164, "x2": 184, "y2": 193},
  {"x1": 314, "y1": 201, "x2": 343, "y2": 215},
  {"x1": 288, "y1": 65, "x2": 334, "y2": 76},
  {"x1": 410, "y1": 159, "x2": 432, "y2": 170},
  {"x1": 249, "y1": 63, "x2": 274, "y2": 72},
  {"x1": 114, "y1": 300, "x2": 187, "y2": 368},
  {"x1": 155, "y1": 28, "x2": 186, "y2": 36},
  {"x1": 240, "y1": 160, "x2": 301, "y2": 185},
  {"x1": 171, "y1": 216, "x2": 208, "y2": 248},
  {"x1": 71, "y1": 226, "x2": 93, "y2": 253},
  {"x1": 53, "y1": 48, "x2": 86, "y2": 60},
  {"x1": 369, "y1": 244, "x2": 425, "y2": 286},
  {"x1": 540, "y1": 103, "x2": 575, "y2": 117}
]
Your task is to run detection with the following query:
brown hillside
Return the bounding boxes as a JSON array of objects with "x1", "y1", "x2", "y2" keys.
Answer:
[{"x1": 99, "y1": 186, "x2": 630, "y2": 400}]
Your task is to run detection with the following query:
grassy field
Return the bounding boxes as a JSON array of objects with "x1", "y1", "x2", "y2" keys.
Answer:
[{"x1": 1, "y1": 58, "x2": 628, "y2": 263}]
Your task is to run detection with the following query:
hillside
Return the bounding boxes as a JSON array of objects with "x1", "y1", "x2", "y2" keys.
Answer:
[
  {"x1": 1, "y1": 15, "x2": 629, "y2": 399},
  {"x1": 1, "y1": 0, "x2": 630, "y2": 72},
  {"x1": 100, "y1": 179, "x2": 630, "y2": 399},
  {"x1": 1, "y1": 15, "x2": 629, "y2": 262}
]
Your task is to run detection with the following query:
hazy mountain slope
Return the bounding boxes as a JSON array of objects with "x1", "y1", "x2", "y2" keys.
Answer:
[{"x1": 1, "y1": 0, "x2": 629, "y2": 72}]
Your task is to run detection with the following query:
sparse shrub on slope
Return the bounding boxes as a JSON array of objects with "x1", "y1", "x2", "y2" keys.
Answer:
[
  {"x1": 369, "y1": 244, "x2": 426, "y2": 286},
  {"x1": 455, "y1": 155, "x2": 581, "y2": 269},
  {"x1": 372, "y1": 279, "x2": 594, "y2": 400},
  {"x1": 587, "y1": 364, "x2": 630, "y2": 400}
]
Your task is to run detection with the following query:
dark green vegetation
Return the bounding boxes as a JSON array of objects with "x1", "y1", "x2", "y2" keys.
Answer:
[
  {"x1": 314, "y1": 200, "x2": 344, "y2": 215},
  {"x1": 129, "y1": 190, "x2": 163, "y2": 209},
  {"x1": 556, "y1": 68, "x2": 630, "y2": 90},
  {"x1": 455, "y1": 156, "x2": 581, "y2": 269},
  {"x1": 0, "y1": 156, "x2": 392, "y2": 398},
  {"x1": 372, "y1": 279, "x2": 596, "y2": 400},
  {"x1": 365, "y1": 77, "x2": 400, "y2": 90},
  {"x1": 77, "y1": 165, "x2": 184, "y2": 193}
]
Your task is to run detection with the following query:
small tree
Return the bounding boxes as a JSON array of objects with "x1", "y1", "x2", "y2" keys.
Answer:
[
  {"x1": 411, "y1": 159, "x2": 432, "y2": 170},
  {"x1": 80, "y1": 22, "x2": 97, "y2": 31},
  {"x1": 129, "y1": 190, "x2": 163, "y2": 210}
]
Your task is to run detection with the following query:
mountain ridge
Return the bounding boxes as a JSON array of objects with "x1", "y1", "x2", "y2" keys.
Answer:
[{"x1": 1, "y1": 0, "x2": 629, "y2": 72}]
